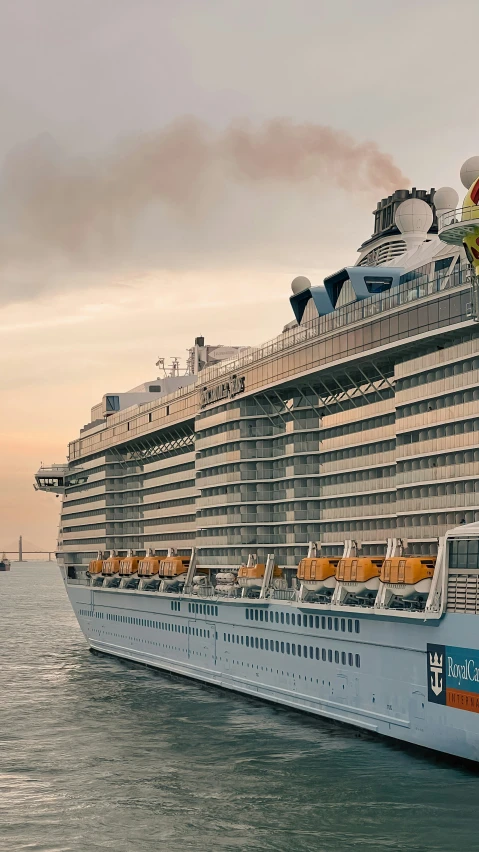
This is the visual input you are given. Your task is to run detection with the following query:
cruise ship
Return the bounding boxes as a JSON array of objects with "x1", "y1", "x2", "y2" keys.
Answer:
[{"x1": 35, "y1": 156, "x2": 479, "y2": 762}]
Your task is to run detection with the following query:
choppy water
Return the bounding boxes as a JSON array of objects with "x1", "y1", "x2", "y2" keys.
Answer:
[{"x1": 1, "y1": 565, "x2": 479, "y2": 852}]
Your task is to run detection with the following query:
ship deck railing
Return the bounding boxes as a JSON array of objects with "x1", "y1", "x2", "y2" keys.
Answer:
[{"x1": 196, "y1": 261, "x2": 471, "y2": 385}]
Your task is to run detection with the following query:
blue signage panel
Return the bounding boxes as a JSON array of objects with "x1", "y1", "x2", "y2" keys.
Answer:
[{"x1": 427, "y1": 643, "x2": 479, "y2": 712}]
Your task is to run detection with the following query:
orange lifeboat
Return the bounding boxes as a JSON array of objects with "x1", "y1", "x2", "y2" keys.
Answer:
[
  {"x1": 336, "y1": 557, "x2": 382, "y2": 583},
  {"x1": 297, "y1": 557, "x2": 338, "y2": 595},
  {"x1": 138, "y1": 556, "x2": 160, "y2": 577},
  {"x1": 380, "y1": 557, "x2": 434, "y2": 585},
  {"x1": 119, "y1": 556, "x2": 139, "y2": 576},
  {"x1": 102, "y1": 556, "x2": 121, "y2": 575},
  {"x1": 88, "y1": 559, "x2": 103, "y2": 575},
  {"x1": 335, "y1": 557, "x2": 382, "y2": 602},
  {"x1": 237, "y1": 563, "x2": 283, "y2": 589},
  {"x1": 379, "y1": 556, "x2": 435, "y2": 605},
  {"x1": 158, "y1": 556, "x2": 190, "y2": 578}
]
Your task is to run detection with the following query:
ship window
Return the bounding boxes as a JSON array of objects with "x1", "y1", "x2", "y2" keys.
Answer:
[
  {"x1": 292, "y1": 644, "x2": 296, "y2": 656},
  {"x1": 275, "y1": 613, "x2": 279, "y2": 623},
  {"x1": 286, "y1": 614, "x2": 290, "y2": 625},
  {"x1": 276, "y1": 641, "x2": 279, "y2": 652},
  {"x1": 310, "y1": 616, "x2": 314, "y2": 628},
  {"x1": 241, "y1": 636, "x2": 244, "y2": 645},
  {"x1": 334, "y1": 618, "x2": 339, "y2": 631},
  {"x1": 224, "y1": 633, "x2": 226, "y2": 641},
  {"x1": 297, "y1": 645, "x2": 301, "y2": 657},
  {"x1": 322, "y1": 617, "x2": 326, "y2": 629},
  {"x1": 255, "y1": 638, "x2": 259, "y2": 649},
  {"x1": 316, "y1": 648, "x2": 320, "y2": 660},
  {"x1": 328, "y1": 650, "x2": 333, "y2": 662},
  {"x1": 349, "y1": 653, "x2": 353, "y2": 666},
  {"x1": 265, "y1": 639, "x2": 269, "y2": 650},
  {"x1": 292, "y1": 614, "x2": 296, "y2": 626},
  {"x1": 341, "y1": 618, "x2": 345, "y2": 632},
  {"x1": 260, "y1": 638, "x2": 264, "y2": 649},
  {"x1": 355, "y1": 655, "x2": 360, "y2": 668},
  {"x1": 335, "y1": 651, "x2": 339, "y2": 663},
  {"x1": 281, "y1": 613, "x2": 285, "y2": 624},
  {"x1": 328, "y1": 617, "x2": 332, "y2": 630},
  {"x1": 355, "y1": 620, "x2": 360, "y2": 634},
  {"x1": 246, "y1": 609, "x2": 249, "y2": 620},
  {"x1": 246, "y1": 636, "x2": 249, "y2": 647},
  {"x1": 255, "y1": 610, "x2": 259, "y2": 621},
  {"x1": 281, "y1": 642, "x2": 285, "y2": 653},
  {"x1": 260, "y1": 611, "x2": 264, "y2": 622},
  {"x1": 286, "y1": 643, "x2": 290, "y2": 655},
  {"x1": 341, "y1": 652, "x2": 346, "y2": 665},
  {"x1": 348, "y1": 619, "x2": 353, "y2": 633},
  {"x1": 228, "y1": 634, "x2": 230, "y2": 642},
  {"x1": 305, "y1": 646, "x2": 308, "y2": 658}
]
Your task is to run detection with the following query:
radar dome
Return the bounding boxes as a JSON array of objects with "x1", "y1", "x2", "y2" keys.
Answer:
[
  {"x1": 433, "y1": 187, "x2": 459, "y2": 213},
  {"x1": 460, "y1": 157, "x2": 479, "y2": 190},
  {"x1": 291, "y1": 276, "x2": 311, "y2": 295},
  {"x1": 395, "y1": 198, "x2": 433, "y2": 234}
]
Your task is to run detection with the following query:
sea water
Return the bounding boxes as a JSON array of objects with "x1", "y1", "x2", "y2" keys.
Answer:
[{"x1": 1, "y1": 563, "x2": 478, "y2": 852}]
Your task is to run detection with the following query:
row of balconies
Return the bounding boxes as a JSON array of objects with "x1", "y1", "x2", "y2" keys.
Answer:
[
  {"x1": 319, "y1": 477, "x2": 396, "y2": 497},
  {"x1": 320, "y1": 450, "x2": 396, "y2": 474},
  {"x1": 319, "y1": 503, "x2": 395, "y2": 520},
  {"x1": 62, "y1": 528, "x2": 106, "y2": 541},
  {"x1": 398, "y1": 432, "x2": 479, "y2": 459},
  {"x1": 395, "y1": 366, "x2": 479, "y2": 406},
  {"x1": 320, "y1": 424, "x2": 395, "y2": 453},
  {"x1": 397, "y1": 462, "x2": 479, "y2": 486},
  {"x1": 397, "y1": 400, "x2": 479, "y2": 436},
  {"x1": 196, "y1": 532, "x2": 314, "y2": 546},
  {"x1": 197, "y1": 466, "x2": 321, "y2": 487},
  {"x1": 62, "y1": 499, "x2": 107, "y2": 516}
]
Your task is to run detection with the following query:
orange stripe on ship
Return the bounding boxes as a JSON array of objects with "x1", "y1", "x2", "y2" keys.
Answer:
[{"x1": 446, "y1": 689, "x2": 479, "y2": 713}]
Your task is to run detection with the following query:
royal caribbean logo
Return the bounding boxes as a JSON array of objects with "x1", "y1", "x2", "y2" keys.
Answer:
[
  {"x1": 199, "y1": 374, "x2": 245, "y2": 408},
  {"x1": 427, "y1": 643, "x2": 479, "y2": 713},
  {"x1": 427, "y1": 644, "x2": 446, "y2": 705}
]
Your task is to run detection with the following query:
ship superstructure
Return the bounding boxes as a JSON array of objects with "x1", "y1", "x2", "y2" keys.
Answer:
[{"x1": 36, "y1": 157, "x2": 479, "y2": 761}]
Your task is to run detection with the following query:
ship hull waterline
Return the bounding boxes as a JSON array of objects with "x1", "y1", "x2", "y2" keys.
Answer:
[{"x1": 65, "y1": 578, "x2": 479, "y2": 764}]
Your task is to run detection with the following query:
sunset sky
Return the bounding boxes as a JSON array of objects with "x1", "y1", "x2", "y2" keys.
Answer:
[{"x1": 1, "y1": 0, "x2": 478, "y2": 552}]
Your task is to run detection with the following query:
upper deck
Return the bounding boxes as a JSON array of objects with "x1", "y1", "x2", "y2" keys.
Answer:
[{"x1": 68, "y1": 259, "x2": 471, "y2": 463}]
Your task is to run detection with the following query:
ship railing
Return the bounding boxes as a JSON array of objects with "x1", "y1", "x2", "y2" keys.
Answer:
[
  {"x1": 269, "y1": 588, "x2": 297, "y2": 601},
  {"x1": 438, "y1": 207, "x2": 479, "y2": 229},
  {"x1": 197, "y1": 262, "x2": 471, "y2": 385}
]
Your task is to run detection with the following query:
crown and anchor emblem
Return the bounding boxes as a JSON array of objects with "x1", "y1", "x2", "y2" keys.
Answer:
[{"x1": 429, "y1": 651, "x2": 443, "y2": 696}]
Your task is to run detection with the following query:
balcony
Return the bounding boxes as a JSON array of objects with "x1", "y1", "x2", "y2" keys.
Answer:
[{"x1": 438, "y1": 207, "x2": 479, "y2": 245}]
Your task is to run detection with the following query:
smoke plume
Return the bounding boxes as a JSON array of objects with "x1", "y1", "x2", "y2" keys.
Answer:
[{"x1": 0, "y1": 118, "x2": 409, "y2": 297}]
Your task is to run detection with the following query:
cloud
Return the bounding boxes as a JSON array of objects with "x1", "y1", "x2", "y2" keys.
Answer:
[{"x1": 0, "y1": 117, "x2": 408, "y2": 305}]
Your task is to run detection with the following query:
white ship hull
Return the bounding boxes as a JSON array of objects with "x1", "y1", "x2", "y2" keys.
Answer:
[{"x1": 65, "y1": 571, "x2": 479, "y2": 763}]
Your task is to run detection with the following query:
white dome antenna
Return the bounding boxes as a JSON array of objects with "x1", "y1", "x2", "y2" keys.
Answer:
[
  {"x1": 460, "y1": 156, "x2": 479, "y2": 190},
  {"x1": 395, "y1": 198, "x2": 433, "y2": 250},
  {"x1": 291, "y1": 276, "x2": 311, "y2": 295},
  {"x1": 433, "y1": 187, "x2": 459, "y2": 226}
]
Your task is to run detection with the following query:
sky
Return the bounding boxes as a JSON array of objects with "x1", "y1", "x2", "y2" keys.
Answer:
[{"x1": 1, "y1": 0, "x2": 479, "y2": 552}]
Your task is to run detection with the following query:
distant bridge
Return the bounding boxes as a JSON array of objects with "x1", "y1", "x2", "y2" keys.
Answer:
[{"x1": 1, "y1": 537, "x2": 55, "y2": 561}]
